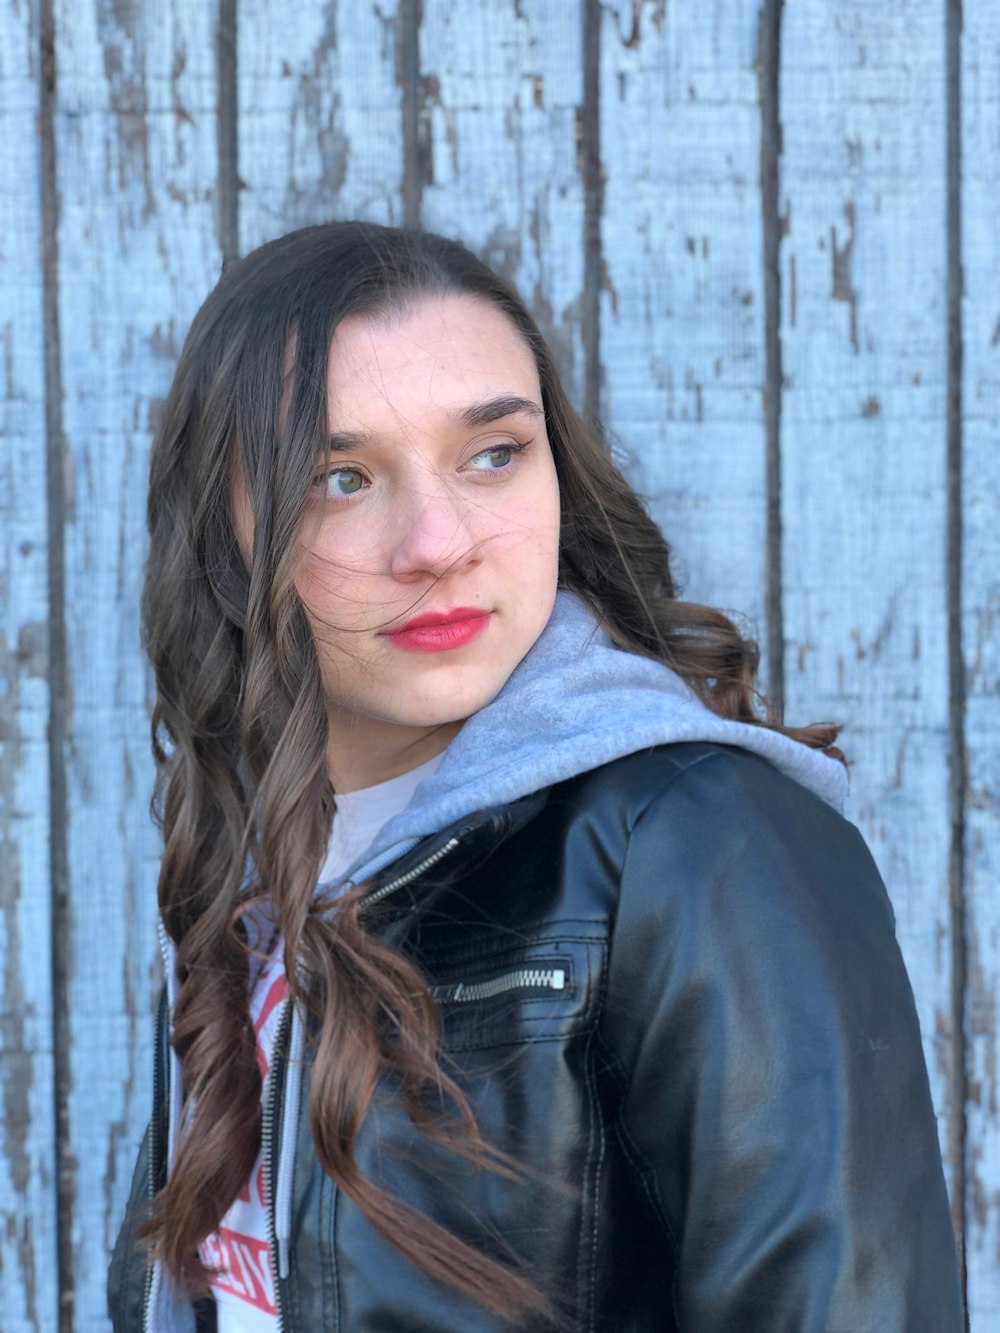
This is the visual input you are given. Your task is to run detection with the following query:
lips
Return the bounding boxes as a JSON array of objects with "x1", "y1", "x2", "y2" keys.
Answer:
[{"x1": 383, "y1": 607, "x2": 491, "y2": 654}]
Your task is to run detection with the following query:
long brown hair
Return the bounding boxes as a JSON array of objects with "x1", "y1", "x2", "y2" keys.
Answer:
[{"x1": 140, "y1": 221, "x2": 840, "y2": 1320}]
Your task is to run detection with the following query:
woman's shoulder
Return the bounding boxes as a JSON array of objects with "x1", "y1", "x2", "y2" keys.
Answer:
[
  {"x1": 595, "y1": 739, "x2": 912, "y2": 1116},
  {"x1": 567, "y1": 739, "x2": 894, "y2": 954},
  {"x1": 565, "y1": 739, "x2": 859, "y2": 851}
]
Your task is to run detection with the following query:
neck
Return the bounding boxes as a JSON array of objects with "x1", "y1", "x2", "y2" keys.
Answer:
[{"x1": 325, "y1": 715, "x2": 463, "y2": 793}]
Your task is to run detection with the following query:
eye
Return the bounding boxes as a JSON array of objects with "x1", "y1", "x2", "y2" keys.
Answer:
[
  {"x1": 314, "y1": 466, "x2": 367, "y2": 500},
  {"x1": 465, "y1": 442, "x2": 527, "y2": 473}
]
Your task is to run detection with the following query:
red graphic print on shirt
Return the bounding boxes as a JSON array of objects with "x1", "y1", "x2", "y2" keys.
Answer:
[
  {"x1": 201, "y1": 1227, "x2": 276, "y2": 1314},
  {"x1": 199, "y1": 948, "x2": 290, "y2": 1322}
]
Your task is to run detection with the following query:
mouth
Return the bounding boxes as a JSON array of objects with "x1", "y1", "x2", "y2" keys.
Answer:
[{"x1": 382, "y1": 607, "x2": 491, "y2": 654}]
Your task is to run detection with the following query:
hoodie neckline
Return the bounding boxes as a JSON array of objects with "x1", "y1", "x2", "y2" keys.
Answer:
[{"x1": 333, "y1": 589, "x2": 848, "y2": 890}]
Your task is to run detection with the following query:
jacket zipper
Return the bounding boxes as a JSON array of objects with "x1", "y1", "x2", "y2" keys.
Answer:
[
  {"x1": 358, "y1": 833, "x2": 464, "y2": 910},
  {"x1": 136, "y1": 831, "x2": 469, "y2": 1330},
  {"x1": 431, "y1": 966, "x2": 567, "y2": 1003},
  {"x1": 263, "y1": 999, "x2": 294, "y2": 1333},
  {"x1": 136, "y1": 834, "x2": 474, "y2": 1330},
  {"x1": 140, "y1": 993, "x2": 165, "y2": 1333}
]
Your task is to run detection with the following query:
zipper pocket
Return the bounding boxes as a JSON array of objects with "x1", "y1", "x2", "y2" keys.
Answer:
[{"x1": 431, "y1": 963, "x2": 569, "y2": 1004}]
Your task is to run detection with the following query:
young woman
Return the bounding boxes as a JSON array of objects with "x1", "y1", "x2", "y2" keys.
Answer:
[{"x1": 109, "y1": 222, "x2": 964, "y2": 1331}]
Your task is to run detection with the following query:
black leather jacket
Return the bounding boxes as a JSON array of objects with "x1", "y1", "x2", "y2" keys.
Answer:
[{"x1": 109, "y1": 742, "x2": 964, "y2": 1330}]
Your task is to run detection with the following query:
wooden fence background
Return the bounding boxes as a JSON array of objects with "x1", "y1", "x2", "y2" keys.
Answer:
[{"x1": 1, "y1": 0, "x2": 997, "y2": 1327}]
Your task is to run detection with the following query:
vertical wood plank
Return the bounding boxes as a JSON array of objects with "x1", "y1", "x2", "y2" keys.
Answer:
[
  {"x1": 0, "y1": 3, "x2": 59, "y2": 1326},
  {"x1": 779, "y1": 0, "x2": 956, "y2": 1213},
  {"x1": 238, "y1": 0, "x2": 405, "y2": 255},
  {"x1": 52, "y1": 1, "x2": 221, "y2": 1323},
  {"x1": 598, "y1": 1, "x2": 770, "y2": 658},
  {"x1": 961, "y1": 3, "x2": 1000, "y2": 1322},
  {"x1": 418, "y1": 0, "x2": 588, "y2": 407}
]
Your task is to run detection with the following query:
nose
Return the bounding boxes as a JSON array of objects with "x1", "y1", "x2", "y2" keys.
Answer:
[{"x1": 388, "y1": 477, "x2": 484, "y2": 582}]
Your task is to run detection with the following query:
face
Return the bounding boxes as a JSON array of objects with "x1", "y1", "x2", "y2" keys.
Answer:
[{"x1": 252, "y1": 294, "x2": 561, "y2": 790}]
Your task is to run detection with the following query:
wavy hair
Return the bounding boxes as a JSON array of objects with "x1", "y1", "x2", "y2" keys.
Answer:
[{"x1": 139, "y1": 221, "x2": 841, "y2": 1321}]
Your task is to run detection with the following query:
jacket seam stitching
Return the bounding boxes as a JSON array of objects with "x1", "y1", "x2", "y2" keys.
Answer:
[
  {"x1": 606, "y1": 746, "x2": 777, "y2": 1333},
  {"x1": 419, "y1": 926, "x2": 605, "y2": 968},
  {"x1": 590, "y1": 1030, "x2": 605, "y2": 1333},
  {"x1": 598, "y1": 1034, "x2": 684, "y2": 1329},
  {"x1": 585, "y1": 942, "x2": 610, "y2": 1333},
  {"x1": 578, "y1": 938, "x2": 610, "y2": 1333},
  {"x1": 627, "y1": 746, "x2": 733, "y2": 834},
  {"x1": 594, "y1": 1029, "x2": 676, "y2": 1246}
]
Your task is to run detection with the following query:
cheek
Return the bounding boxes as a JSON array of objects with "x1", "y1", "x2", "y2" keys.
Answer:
[
  {"x1": 294, "y1": 552, "x2": 326, "y2": 609},
  {"x1": 293, "y1": 546, "x2": 361, "y2": 629},
  {"x1": 294, "y1": 523, "x2": 375, "y2": 600},
  {"x1": 516, "y1": 472, "x2": 561, "y2": 568}
]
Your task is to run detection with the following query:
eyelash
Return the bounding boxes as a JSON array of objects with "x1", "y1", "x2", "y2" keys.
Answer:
[
  {"x1": 311, "y1": 465, "x2": 369, "y2": 504},
  {"x1": 310, "y1": 438, "x2": 532, "y2": 505},
  {"x1": 464, "y1": 439, "x2": 531, "y2": 475}
]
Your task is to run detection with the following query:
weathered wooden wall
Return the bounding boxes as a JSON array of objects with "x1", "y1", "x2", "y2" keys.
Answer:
[{"x1": 1, "y1": 1, "x2": 996, "y2": 1328}]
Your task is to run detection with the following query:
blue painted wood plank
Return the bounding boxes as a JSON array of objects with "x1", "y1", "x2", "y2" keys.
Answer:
[
  {"x1": 0, "y1": 4, "x2": 59, "y2": 1327},
  {"x1": 961, "y1": 5, "x2": 1000, "y2": 1322},
  {"x1": 52, "y1": 0, "x2": 223, "y2": 1323},
  {"x1": 238, "y1": 0, "x2": 406, "y2": 253},
  {"x1": 779, "y1": 0, "x2": 956, "y2": 1213},
  {"x1": 1, "y1": 3, "x2": 992, "y2": 1327},
  {"x1": 598, "y1": 0, "x2": 771, "y2": 662},
  {"x1": 419, "y1": 0, "x2": 588, "y2": 407}
]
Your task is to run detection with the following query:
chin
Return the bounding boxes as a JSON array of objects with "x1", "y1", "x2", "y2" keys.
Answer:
[{"x1": 398, "y1": 685, "x2": 504, "y2": 729}]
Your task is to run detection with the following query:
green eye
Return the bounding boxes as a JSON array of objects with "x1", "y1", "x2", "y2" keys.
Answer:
[
  {"x1": 322, "y1": 468, "x2": 365, "y2": 497},
  {"x1": 469, "y1": 445, "x2": 514, "y2": 470}
]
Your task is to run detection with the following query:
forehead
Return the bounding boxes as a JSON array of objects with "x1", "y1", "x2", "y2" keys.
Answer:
[{"x1": 325, "y1": 294, "x2": 540, "y2": 429}]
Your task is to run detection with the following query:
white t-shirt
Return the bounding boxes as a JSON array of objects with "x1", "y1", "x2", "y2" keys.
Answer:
[{"x1": 200, "y1": 752, "x2": 445, "y2": 1331}]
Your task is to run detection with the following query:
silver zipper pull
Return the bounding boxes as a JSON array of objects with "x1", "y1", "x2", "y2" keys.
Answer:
[{"x1": 432, "y1": 965, "x2": 569, "y2": 1004}]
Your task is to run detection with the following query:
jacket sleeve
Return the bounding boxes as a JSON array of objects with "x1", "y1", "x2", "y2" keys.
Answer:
[{"x1": 599, "y1": 746, "x2": 964, "y2": 1333}]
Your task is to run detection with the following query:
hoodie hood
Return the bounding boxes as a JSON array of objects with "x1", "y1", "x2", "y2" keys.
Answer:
[{"x1": 330, "y1": 589, "x2": 847, "y2": 889}]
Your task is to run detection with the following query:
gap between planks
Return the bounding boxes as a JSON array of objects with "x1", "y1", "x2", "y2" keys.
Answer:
[{"x1": 39, "y1": 0, "x2": 74, "y2": 1328}]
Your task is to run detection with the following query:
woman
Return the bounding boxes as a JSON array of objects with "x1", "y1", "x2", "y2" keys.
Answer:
[{"x1": 109, "y1": 222, "x2": 963, "y2": 1331}]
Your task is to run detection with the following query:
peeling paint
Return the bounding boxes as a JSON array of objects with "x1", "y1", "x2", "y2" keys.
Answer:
[
  {"x1": 831, "y1": 200, "x2": 859, "y2": 354},
  {"x1": 4, "y1": 0, "x2": 999, "y2": 1325},
  {"x1": 621, "y1": 0, "x2": 667, "y2": 49},
  {"x1": 788, "y1": 252, "x2": 797, "y2": 327},
  {"x1": 0, "y1": 619, "x2": 43, "y2": 1328},
  {"x1": 599, "y1": 255, "x2": 619, "y2": 319}
]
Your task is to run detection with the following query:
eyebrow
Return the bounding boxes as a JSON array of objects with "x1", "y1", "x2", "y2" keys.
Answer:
[
  {"x1": 325, "y1": 394, "x2": 544, "y2": 453},
  {"x1": 458, "y1": 394, "x2": 545, "y2": 428}
]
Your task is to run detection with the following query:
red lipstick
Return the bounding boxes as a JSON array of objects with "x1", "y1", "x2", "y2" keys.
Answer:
[{"x1": 384, "y1": 607, "x2": 490, "y2": 653}]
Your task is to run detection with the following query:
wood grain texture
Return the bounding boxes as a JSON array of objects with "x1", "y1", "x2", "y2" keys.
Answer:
[
  {"x1": 3, "y1": 2, "x2": 1000, "y2": 1328},
  {"x1": 238, "y1": 0, "x2": 406, "y2": 255},
  {"x1": 779, "y1": 0, "x2": 956, "y2": 1203},
  {"x1": 419, "y1": 0, "x2": 588, "y2": 406},
  {"x1": 961, "y1": 4, "x2": 1000, "y2": 1320},
  {"x1": 52, "y1": 0, "x2": 221, "y2": 1323},
  {"x1": 0, "y1": 4, "x2": 59, "y2": 1327},
  {"x1": 598, "y1": 0, "x2": 771, "y2": 659}
]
